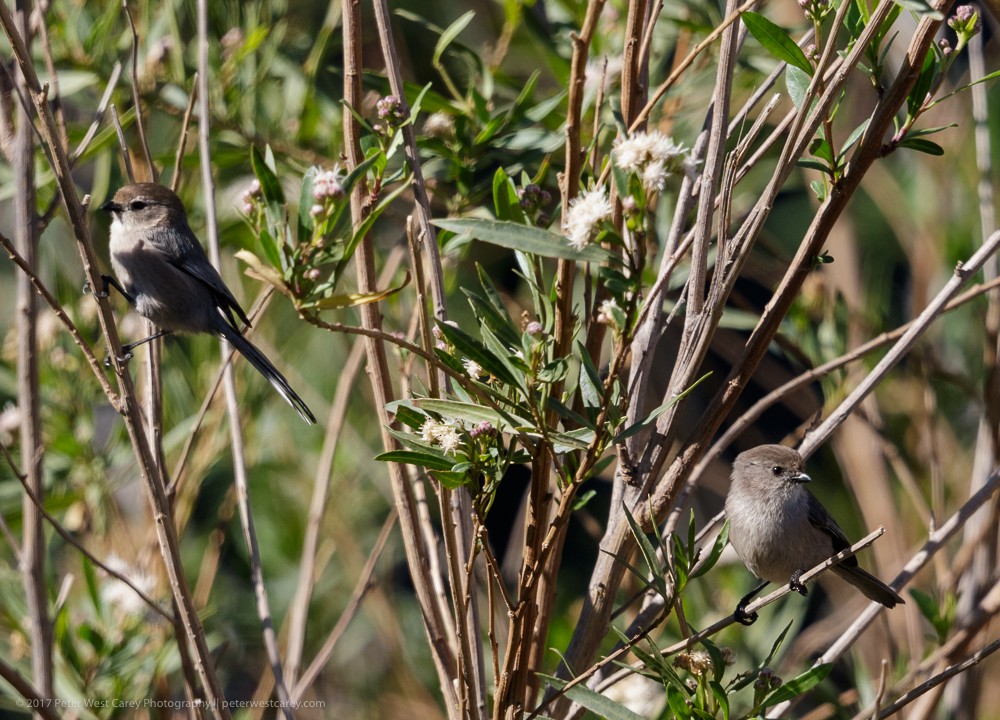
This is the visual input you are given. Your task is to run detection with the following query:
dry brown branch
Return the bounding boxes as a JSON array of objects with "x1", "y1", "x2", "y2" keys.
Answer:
[
  {"x1": 195, "y1": 0, "x2": 291, "y2": 712},
  {"x1": 342, "y1": 0, "x2": 460, "y2": 716},
  {"x1": 290, "y1": 510, "x2": 398, "y2": 701},
  {"x1": 12, "y1": 3, "x2": 52, "y2": 696}
]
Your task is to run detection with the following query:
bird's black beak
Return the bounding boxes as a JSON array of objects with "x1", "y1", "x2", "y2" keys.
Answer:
[
  {"x1": 791, "y1": 472, "x2": 811, "y2": 484},
  {"x1": 100, "y1": 200, "x2": 122, "y2": 213}
]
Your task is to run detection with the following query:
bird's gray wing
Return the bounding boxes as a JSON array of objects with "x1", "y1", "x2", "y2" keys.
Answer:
[
  {"x1": 149, "y1": 226, "x2": 252, "y2": 329},
  {"x1": 805, "y1": 490, "x2": 859, "y2": 567}
]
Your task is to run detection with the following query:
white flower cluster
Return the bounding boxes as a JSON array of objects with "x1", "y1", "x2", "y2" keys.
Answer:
[
  {"x1": 101, "y1": 554, "x2": 158, "y2": 618},
  {"x1": 564, "y1": 186, "x2": 613, "y2": 250},
  {"x1": 421, "y1": 418, "x2": 463, "y2": 453},
  {"x1": 613, "y1": 130, "x2": 688, "y2": 192}
]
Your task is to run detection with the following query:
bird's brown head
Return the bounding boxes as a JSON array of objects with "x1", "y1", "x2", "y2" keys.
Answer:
[
  {"x1": 732, "y1": 444, "x2": 811, "y2": 491},
  {"x1": 100, "y1": 183, "x2": 188, "y2": 231}
]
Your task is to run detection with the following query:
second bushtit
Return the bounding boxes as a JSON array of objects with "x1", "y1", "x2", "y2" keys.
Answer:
[
  {"x1": 100, "y1": 183, "x2": 316, "y2": 424},
  {"x1": 725, "y1": 444, "x2": 903, "y2": 624}
]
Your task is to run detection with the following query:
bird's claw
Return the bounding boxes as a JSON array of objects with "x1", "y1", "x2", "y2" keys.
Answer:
[
  {"x1": 734, "y1": 602, "x2": 758, "y2": 626},
  {"x1": 104, "y1": 351, "x2": 134, "y2": 368},
  {"x1": 84, "y1": 280, "x2": 108, "y2": 298},
  {"x1": 789, "y1": 570, "x2": 808, "y2": 596}
]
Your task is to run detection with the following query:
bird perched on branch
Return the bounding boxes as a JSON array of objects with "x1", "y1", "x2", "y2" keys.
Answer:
[
  {"x1": 99, "y1": 182, "x2": 315, "y2": 424},
  {"x1": 725, "y1": 444, "x2": 903, "y2": 624}
]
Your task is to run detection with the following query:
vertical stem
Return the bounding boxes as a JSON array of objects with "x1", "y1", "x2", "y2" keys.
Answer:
[
  {"x1": 196, "y1": 0, "x2": 293, "y2": 714},
  {"x1": 342, "y1": 0, "x2": 460, "y2": 716},
  {"x1": 14, "y1": 0, "x2": 53, "y2": 704}
]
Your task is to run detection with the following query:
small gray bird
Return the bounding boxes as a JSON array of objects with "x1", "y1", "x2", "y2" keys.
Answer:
[
  {"x1": 100, "y1": 183, "x2": 316, "y2": 424},
  {"x1": 725, "y1": 444, "x2": 903, "y2": 624}
]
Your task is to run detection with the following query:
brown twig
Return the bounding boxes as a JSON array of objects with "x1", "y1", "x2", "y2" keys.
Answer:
[
  {"x1": 170, "y1": 73, "x2": 198, "y2": 194},
  {"x1": 290, "y1": 510, "x2": 398, "y2": 701},
  {"x1": 342, "y1": 0, "x2": 460, "y2": 716},
  {"x1": 11, "y1": 4, "x2": 52, "y2": 696},
  {"x1": 0, "y1": 4, "x2": 229, "y2": 713},
  {"x1": 195, "y1": 0, "x2": 292, "y2": 713},
  {"x1": 1, "y1": 440, "x2": 170, "y2": 621},
  {"x1": 122, "y1": 0, "x2": 155, "y2": 182}
]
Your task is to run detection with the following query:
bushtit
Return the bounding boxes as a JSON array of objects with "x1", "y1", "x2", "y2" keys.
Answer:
[
  {"x1": 100, "y1": 183, "x2": 316, "y2": 424},
  {"x1": 725, "y1": 444, "x2": 903, "y2": 624}
]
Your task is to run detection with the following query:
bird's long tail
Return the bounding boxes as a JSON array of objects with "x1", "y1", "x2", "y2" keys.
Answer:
[
  {"x1": 217, "y1": 321, "x2": 316, "y2": 424},
  {"x1": 833, "y1": 564, "x2": 905, "y2": 608}
]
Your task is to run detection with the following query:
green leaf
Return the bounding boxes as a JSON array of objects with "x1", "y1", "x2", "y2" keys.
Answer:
[
  {"x1": 902, "y1": 123, "x2": 957, "y2": 139},
  {"x1": 797, "y1": 158, "x2": 832, "y2": 174},
  {"x1": 809, "y1": 137, "x2": 835, "y2": 164},
  {"x1": 897, "y1": 137, "x2": 944, "y2": 156},
  {"x1": 666, "y1": 682, "x2": 693, "y2": 719},
  {"x1": 710, "y1": 680, "x2": 730, "y2": 720},
  {"x1": 763, "y1": 663, "x2": 832, "y2": 706},
  {"x1": 493, "y1": 167, "x2": 527, "y2": 223},
  {"x1": 690, "y1": 520, "x2": 730, "y2": 580},
  {"x1": 412, "y1": 398, "x2": 530, "y2": 432},
  {"x1": 547, "y1": 427, "x2": 597, "y2": 454},
  {"x1": 578, "y1": 341, "x2": 604, "y2": 411},
  {"x1": 375, "y1": 450, "x2": 456, "y2": 472},
  {"x1": 785, "y1": 64, "x2": 811, "y2": 109},
  {"x1": 539, "y1": 675, "x2": 649, "y2": 720},
  {"x1": 623, "y1": 504, "x2": 668, "y2": 599},
  {"x1": 433, "y1": 217, "x2": 611, "y2": 262},
  {"x1": 614, "y1": 372, "x2": 710, "y2": 442},
  {"x1": 743, "y1": 12, "x2": 813, "y2": 75},
  {"x1": 889, "y1": 0, "x2": 943, "y2": 18},
  {"x1": 437, "y1": 320, "x2": 520, "y2": 387},
  {"x1": 251, "y1": 144, "x2": 285, "y2": 205},
  {"x1": 385, "y1": 401, "x2": 429, "y2": 429},
  {"x1": 433, "y1": 11, "x2": 476, "y2": 68},
  {"x1": 907, "y1": 46, "x2": 937, "y2": 115}
]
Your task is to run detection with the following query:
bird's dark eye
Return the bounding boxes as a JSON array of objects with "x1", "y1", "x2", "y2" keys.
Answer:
[
  {"x1": 771, "y1": 466, "x2": 783, "y2": 476},
  {"x1": 128, "y1": 200, "x2": 147, "y2": 211}
]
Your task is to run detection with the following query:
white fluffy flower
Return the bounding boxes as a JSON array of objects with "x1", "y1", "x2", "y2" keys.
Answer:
[
  {"x1": 463, "y1": 359, "x2": 484, "y2": 379},
  {"x1": 597, "y1": 298, "x2": 624, "y2": 331},
  {"x1": 613, "y1": 130, "x2": 689, "y2": 190},
  {"x1": 420, "y1": 419, "x2": 463, "y2": 454},
  {"x1": 435, "y1": 426, "x2": 463, "y2": 453},
  {"x1": 641, "y1": 160, "x2": 668, "y2": 192},
  {"x1": 423, "y1": 111, "x2": 455, "y2": 138},
  {"x1": 564, "y1": 186, "x2": 613, "y2": 250},
  {"x1": 101, "y1": 554, "x2": 157, "y2": 618}
]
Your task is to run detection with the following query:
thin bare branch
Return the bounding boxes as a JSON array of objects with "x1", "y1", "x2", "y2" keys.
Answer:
[
  {"x1": 196, "y1": 0, "x2": 292, "y2": 712},
  {"x1": 291, "y1": 510, "x2": 398, "y2": 701}
]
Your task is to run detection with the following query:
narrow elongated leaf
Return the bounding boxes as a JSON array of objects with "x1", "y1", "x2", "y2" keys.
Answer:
[
  {"x1": 690, "y1": 521, "x2": 730, "y2": 579},
  {"x1": 614, "y1": 372, "x2": 710, "y2": 442},
  {"x1": 764, "y1": 663, "x2": 832, "y2": 706},
  {"x1": 898, "y1": 137, "x2": 944, "y2": 155},
  {"x1": 437, "y1": 321, "x2": 520, "y2": 387},
  {"x1": 412, "y1": 398, "x2": 530, "y2": 431},
  {"x1": 623, "y1": 504, "x2": 668, "y2": 599},
  {"x1": 785, "y1": 64, "x2": 811, "y2": 109},
  {"x1": 433, "y1": 11, "x2": 476, "y2": 67},
  {"x1": 252, "y1": 144, "x2": 285, "y2": 204},
  {"x1": 743, "y1": 12, "x2": 813, "y2": 75},
  {"x1": 539, "y1": 676, "x2": 648, "y2": 720},
  {"x1": 434, "y1": 217, "x2": 610, "y2": 262},
  {"x1": 375, "y1": 450, "x2": 456, "y2": 472},
  {"x1": 309, "y1": 271, "x2": 410, "y2": 309}
]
